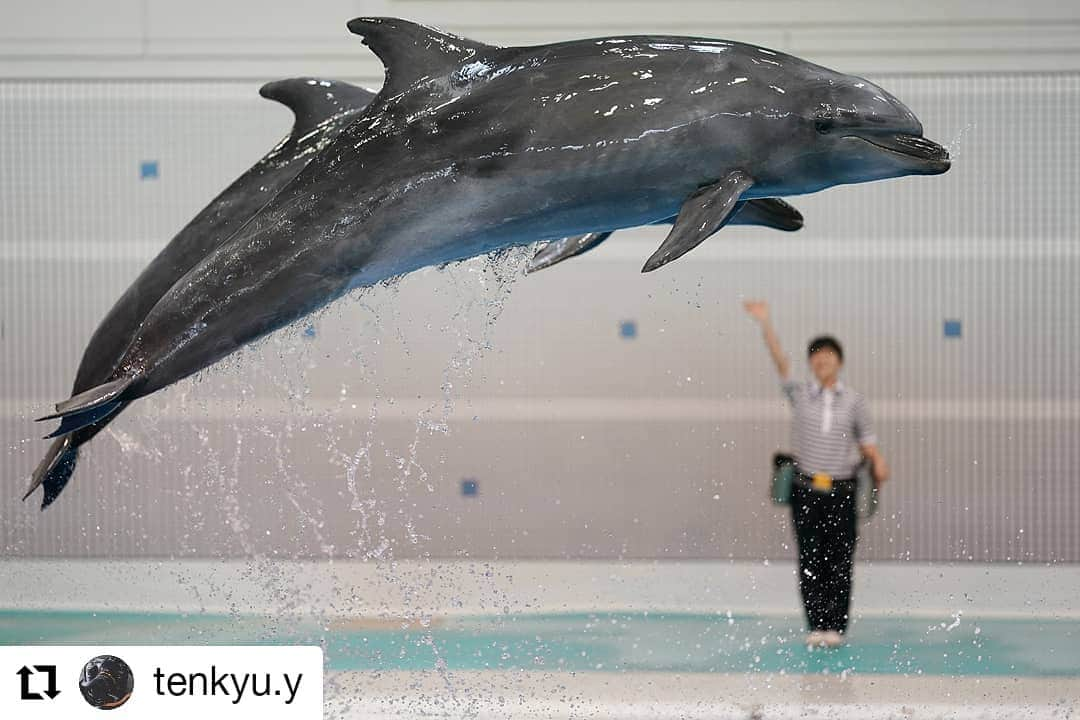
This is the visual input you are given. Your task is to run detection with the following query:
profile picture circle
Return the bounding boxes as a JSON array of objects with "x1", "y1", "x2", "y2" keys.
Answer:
[{"x1": 79, "y1": 655, "x2": 134, "y2": 710}]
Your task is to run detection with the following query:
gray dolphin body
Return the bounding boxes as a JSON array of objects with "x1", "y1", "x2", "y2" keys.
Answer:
[
  {"x1": 25, "y1": 79, "x2": 376, "y2": 508},
  {"x1": 39, "y1": 18, "x2": 949, "y2": 455}
]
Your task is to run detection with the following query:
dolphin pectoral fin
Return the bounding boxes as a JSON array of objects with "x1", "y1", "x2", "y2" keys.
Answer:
[
  {"x1": 732, "y1": 198, "x2": 804, "y2": 232},
  {"x1": 346, "y1": 17, "x2": 499, "y2": 94},
  {"x1": 259, "y1": 78, "x2": 377, "y2": 139},
  {"x1": 534, "y1": 196, "x2": 798, "y2": 276},
  {"x1": 36, "y1": 376, "x2": 135, "y2": 422},
  {"x1": 648, "y1": 198, "x2": 802, "y2": 232},
  {"x1": 642, "y1": 171, "x2": 755, "y2": 272},
  {"x1": 525, "y1": 231, "x2": 615, "y2": 274}
]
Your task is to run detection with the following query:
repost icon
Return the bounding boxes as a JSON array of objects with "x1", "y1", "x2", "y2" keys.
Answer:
[{"x1": 4, "y1": 646, "x2": 321, "y2": 717}]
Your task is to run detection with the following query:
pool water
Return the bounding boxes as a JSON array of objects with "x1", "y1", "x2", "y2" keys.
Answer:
[{"x1": 1, "y1": 610, "x2": 1076, "y2": 677}]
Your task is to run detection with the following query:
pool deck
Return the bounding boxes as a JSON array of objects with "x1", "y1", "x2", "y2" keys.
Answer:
[
  {"x1": 2, "y1": 559, "x2": 1077, "y2": 620},
  {"x1": 327, "y1": 670, "x2": 1079, "y2": 719},
  {"x1": 3, "y1": 559, "x2": 1078, "y2": 718}
]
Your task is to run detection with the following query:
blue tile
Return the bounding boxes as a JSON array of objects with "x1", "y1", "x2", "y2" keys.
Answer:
[
  {"x1": 302, "y1": 324, "x2": 316, "y2": 338},
  {"x1": 944, "y1": 319, "x2": 962, "y2": 338},
  {"x1": 619, "y1": 320, "x2": 637, "y2": 339},
  {"x1": 139, "y1": 161, "x2": 159, "y2": 180},
  {"x1": 461, "y1": 479, "x2": 478, "y2": 497}
]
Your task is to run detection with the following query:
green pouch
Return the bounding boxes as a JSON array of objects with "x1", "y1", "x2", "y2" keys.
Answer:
[{"x1": 771, "y1": 452, "x2": 796, "y2": 505}]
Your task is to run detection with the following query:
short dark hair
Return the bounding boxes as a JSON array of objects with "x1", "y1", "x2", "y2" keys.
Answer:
[{"x1": 808, "y1": 335, "x2": 844, "y2": 362}]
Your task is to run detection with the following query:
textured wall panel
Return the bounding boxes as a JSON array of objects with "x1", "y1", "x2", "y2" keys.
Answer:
[
  {"x1": 1, "y1": 74, "x2": 1077, "y2": 562},
  {"x1": 4, "y1": 1, "x2": 1080, "y2": 76}
]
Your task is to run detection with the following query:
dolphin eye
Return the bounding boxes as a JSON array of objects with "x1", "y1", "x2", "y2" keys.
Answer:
[{"x1": 814, "y1": 118, "x2": 833, "y2": 135}]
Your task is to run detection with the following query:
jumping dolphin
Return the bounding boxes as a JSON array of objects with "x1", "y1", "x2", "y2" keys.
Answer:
[
  {"x1": 23, "y1": 79, "x2": 376, "y2": 508},
  {"x1": 526, "y1": 197, "x2": 804, "y2": 273},
  {"x1": 36, "y1": 19, "x2": 949, "y2": 469}
]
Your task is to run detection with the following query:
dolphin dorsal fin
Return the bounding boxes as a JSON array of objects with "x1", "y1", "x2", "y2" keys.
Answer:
[
  {"x1": 258, "y1": 78, "x2": 376, "y2": 138},
  {"x1": 347, "y1": 17, "x2": 497, "y2": 95}
]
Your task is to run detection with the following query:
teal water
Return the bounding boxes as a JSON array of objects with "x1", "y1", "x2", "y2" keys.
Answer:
[{"x1": 1, "y1": 610, "x2": 1076, "y2": 676}]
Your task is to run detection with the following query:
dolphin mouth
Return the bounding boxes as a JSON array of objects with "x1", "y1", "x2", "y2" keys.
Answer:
[{"x1": 854, "y1": 132, "x2": 951, "y2": 172}]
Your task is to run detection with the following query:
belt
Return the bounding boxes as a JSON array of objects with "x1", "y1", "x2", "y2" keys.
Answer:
[{"x1": 794, "y1": 468, "x2": 857, "y2": 493}]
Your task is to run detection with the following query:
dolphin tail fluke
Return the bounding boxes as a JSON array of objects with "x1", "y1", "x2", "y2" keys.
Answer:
[
  {"x1": 526, "y1": 231, "x2": 614, "y2": 274},
  {"x1": 36, "y1": 376, "x2": 136, "y2": 438},
  {"x1": 38, "y1": 376, "x2": 134, "y2": 421},
  {"x1": 41, "y1": 401, "x2": 124, "y2": 439},
  {"x1": 23, "y1": 435, "x2": 79, "y2": 510},
  {"x1": 39, "y1": 447, "x2": 78, "y2": 509}
]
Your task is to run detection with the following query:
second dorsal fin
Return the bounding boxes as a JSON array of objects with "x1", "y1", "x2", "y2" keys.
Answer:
[
  {"x1": 347, "y1": 17, "x2": 498, "y2": 95},
  {"x1": 259, "y1": 78, "x2": 376, "y2": 138}
]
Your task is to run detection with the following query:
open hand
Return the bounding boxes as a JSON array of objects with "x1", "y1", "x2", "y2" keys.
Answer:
[{"x1": 743, "y1": 300, "x2": 769, "y2": 323}]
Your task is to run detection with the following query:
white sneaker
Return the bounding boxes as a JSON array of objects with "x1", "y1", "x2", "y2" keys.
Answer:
[
  {"x1": 822, "y1": 630, "x2": 845, "y2": 647},
  {"x1": 805, "y1": 630, "x2": 827, "y2": 648}
]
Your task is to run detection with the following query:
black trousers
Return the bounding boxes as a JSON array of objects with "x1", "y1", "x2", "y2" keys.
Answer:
[{"x1": 791, "y1": 482, "x2": 858, "y2": 633}]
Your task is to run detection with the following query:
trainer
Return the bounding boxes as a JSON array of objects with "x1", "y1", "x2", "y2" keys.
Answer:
[{"x1": 744, "y1": 300, "x2": 889, "y2": 648}]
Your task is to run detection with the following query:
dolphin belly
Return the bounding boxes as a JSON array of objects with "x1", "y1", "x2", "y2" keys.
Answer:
[{"x1": 116, "y1": 164, "x2": 677, "y2": 399}]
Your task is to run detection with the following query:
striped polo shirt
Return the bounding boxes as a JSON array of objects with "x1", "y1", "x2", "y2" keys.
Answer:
[{"x1": 781, "y1": 378, "x2": 877, "y2": 479}]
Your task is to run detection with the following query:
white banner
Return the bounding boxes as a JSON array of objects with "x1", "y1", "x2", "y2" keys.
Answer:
[{"x1": 0, "y1": 646, "x2": 322, "y2": 718}]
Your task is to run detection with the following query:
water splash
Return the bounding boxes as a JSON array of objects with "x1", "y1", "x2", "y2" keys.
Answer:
[{"x1": 944, "y1": 122, "x2": 975, "y2": 162}]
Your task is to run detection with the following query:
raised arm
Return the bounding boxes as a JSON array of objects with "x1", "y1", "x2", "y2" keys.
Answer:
[{"x1": 743, "y1": 300, "x2": 791, "y2": 380}]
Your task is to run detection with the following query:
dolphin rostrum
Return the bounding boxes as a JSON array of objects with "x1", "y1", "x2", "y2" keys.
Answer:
[
  {"x1": 526, "y1": 197, "x2": 804, "y2": 273},
  {"x1": 36, "y1": 19, "x2": 949, "y2": 473},
  {"x1": 23, "y1": 79, "x2": 377, "y2": 508}
]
